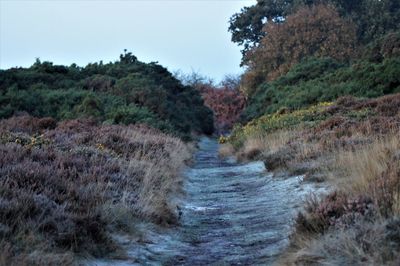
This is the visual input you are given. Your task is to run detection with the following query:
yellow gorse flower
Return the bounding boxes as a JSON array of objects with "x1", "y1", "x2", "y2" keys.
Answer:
[
  {"x1": 96, "y1": 143, "x2": 105, "y2": 150},
  {"x1": 218, "y1": 136, "x2": 229, "y2": 144}
]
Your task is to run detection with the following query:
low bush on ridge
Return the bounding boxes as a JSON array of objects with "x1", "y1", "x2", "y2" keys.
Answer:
[
  {"x1": 0, "y1": 115, "x2": 190, "y2": 264},
  {"x1": 0, "y1": 52, "x2": 214, "y2": 140},
  {"x1": 227, "y1": 101, "x2": 333, "y2": 149}
]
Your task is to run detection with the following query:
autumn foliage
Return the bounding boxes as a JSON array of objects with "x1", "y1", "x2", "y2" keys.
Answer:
[
  {"x1": 177, "y1": 73, "x2": 246, "y2": 134},
  {"x1": 200, "y1": 86, "x2": 246, "y2": 134},
  {"x1": 243, "y1": 4, "x2": 357, "y2": 94}
]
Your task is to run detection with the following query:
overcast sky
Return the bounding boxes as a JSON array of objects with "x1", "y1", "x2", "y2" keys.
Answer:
[{"x1": 0, "y1": 0, "x2": 256, "y2": 82}]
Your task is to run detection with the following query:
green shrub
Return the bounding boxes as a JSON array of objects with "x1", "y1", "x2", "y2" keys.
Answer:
[
  {"x1": 242, "y1": 56, "x2": 400, "y2": 122},
  {"x1": 0, "y1": 52, "x2": 214, "y2": 138}
]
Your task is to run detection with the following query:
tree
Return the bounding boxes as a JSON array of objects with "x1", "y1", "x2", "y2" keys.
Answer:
[
  {"x1": 229, "y1": 0, "x2": 292, "y2": 64},
  {"x1": 181, "y1": 73, "x2": 246, "y2": 133},
  {"x1": 200, "y1": 85, "x2": 246, "y2": 134},
  {"x1": 220, "y1": 74, "x2": 241, "y2": 91},
  {"x1": 229, "y1": 0, "x2": 400, "y2": 64},
  {"x1": 242, "y1": 4, "x2": 357, "y2": 94},
  {"x1": 353, "y1": 0, "x2": 400, "y2": 44}
]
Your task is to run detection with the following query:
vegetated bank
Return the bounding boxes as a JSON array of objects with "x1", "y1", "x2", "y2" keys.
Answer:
[
  {"x1": 222, "y1": 0, "x2": 400, "y2": 263},
  {"x1": 0, "y1": 53, "x2": 214, "y2": 264},
  {"x1": 223, "y1": 92, "x2": 400, "y2": 264},
  {"x1": 221, "y1": 46, "x2": 400, "y2": 266}
]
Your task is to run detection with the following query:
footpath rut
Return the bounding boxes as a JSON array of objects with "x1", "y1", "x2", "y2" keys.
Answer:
[{"x1": 91, "y1": 137, "x2": 323, "y2": 266}]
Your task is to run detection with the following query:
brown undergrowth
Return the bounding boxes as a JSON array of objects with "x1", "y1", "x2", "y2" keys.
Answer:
[
  {"x1": 222, "y1": 93, "x2": 400, "y2": 265},
  {"x1": 0, "y1": 115, "x2": 190, "y2": 265}
]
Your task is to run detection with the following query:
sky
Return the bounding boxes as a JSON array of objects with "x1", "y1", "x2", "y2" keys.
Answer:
[{"x1": 0, "y1": 0, "x2": 256, "y2": 82}]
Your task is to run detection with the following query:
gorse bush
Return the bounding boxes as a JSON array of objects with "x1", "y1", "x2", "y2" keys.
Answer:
[
  {"x1": 0, "y1": 52, "x2": 214, "y2": 139},
  {"x1": 229, "y1": 101, "x2": 333, "y2": 149},
  {"x1": 242, "y1": 55, "x2": 400, "y2": 121}
]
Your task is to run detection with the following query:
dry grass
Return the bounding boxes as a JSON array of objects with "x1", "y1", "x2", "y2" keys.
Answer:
[
  {"x1": 332, "y1": 134, "x2": 400, "y2": 217},
  {"x1": 333, "y1": 135, "x2": 398, "y2": 183},
  {"x1": 219, "y1": 143, "x2": 235, "y2": 158},
  {"x1": 231, "y1": 94, "x2": 400, "y2": 183},
  {"x1": 259, "y1": 130, "x2": 294, "y2": 154},
  {"x1": 281, "y1": 132, "x2": 400, "y2": 265},
  {"x1": 281, "y1": 217, "x2": 400, "y2": 265},
  {"x1": 0, "y1": 115, "x2": 191, "y2": 264},
  {"x1": 237, "y1": 130, "x2": 294, "y2": 161}
]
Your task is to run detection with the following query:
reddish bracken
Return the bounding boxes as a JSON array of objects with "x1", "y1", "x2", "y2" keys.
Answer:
[{"x1": 199, "y1": 86, "x2": 246, "y2": 134}]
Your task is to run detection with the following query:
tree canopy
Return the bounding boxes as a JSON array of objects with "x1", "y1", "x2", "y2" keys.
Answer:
[
  {"x1": 229, "y1": 0, "x2": 400, "y2": 64},
  {"x1": 243, "y1": 4, "x2": 356, "y2": 93}
]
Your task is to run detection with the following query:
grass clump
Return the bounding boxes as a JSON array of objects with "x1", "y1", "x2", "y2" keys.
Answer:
[{"x1": 282, "y1": 134, "x2": 400, "y2": 265}]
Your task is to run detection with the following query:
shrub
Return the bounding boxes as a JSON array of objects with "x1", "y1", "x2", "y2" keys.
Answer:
[
  {"x1": 242, "y1": 53, "x2": 400, "y2": 122},
  {"x1": 0, "y1": 52, "x2": 214, "y2": 138}
]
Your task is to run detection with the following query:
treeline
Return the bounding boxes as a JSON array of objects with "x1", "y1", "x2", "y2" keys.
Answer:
[
  {"x1": 228, "y1": 0, "x2": 400, "y2": 122},
  {"x1": 0, "y1": 52, "x2": 214, "y2": 140}
]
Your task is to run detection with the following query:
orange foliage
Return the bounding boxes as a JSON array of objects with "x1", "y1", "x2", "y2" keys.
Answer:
[
  {"x1": 245, "y1": 4, "x2": 357, "y2": 83},
  {"x1": 200, "y1": 86, "x2": 246, "y2": 134}
]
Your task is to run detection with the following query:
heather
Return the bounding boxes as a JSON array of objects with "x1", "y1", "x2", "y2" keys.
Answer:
[
  {"x1": 280, "y1": 135, "x2": 400, "y2": 265},
  {"x1": 0, "y1": 0, "x2": 399, "y2": 263},
  {"x1": 0, "y1": 115, "x2": 190, "y2": 264}
]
